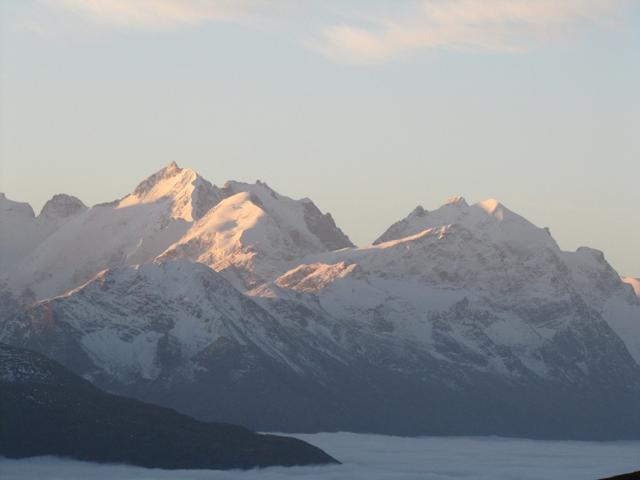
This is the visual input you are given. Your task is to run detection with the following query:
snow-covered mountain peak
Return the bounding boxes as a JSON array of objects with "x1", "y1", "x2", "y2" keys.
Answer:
[
  {"x1": 159, "y1": 182, "x2": 353, "y2": 288},
  {"x1": 7, "y1": 163, "x2": 223, "y2": 299},
  {"x1": 158, "y1": 191, "x2": 286, "y2": 287},
  {"x1": 443, "y1": 195, "x2": 468, "y2": 207},
  {"x1": 160, "y1": 191, "x2": 266, "y2": 264},
  {"x1": 216, "y1": 180, "x2": 353, "y2": 251},
  {"x1": 375, "y1": 197, "x2": 557, "y2": 251},
  {"x1": 132, "y1": 161, "x2": 183, "y2": 196},
  {"x1": 4, "y1": 166, "x2": 354, "y2": 298},
  {"x1": 39, "y1": 194, "x2": 87, "y2": 220},
  {"x1": 476, "y1": 198, "x2": 503, "y2": 215},
  {"x1": 622, "y1": 276, "x2": 640, "y2": 296},
  {"x1": 118, "y1": 162, "x2": 223, "y2": 221}
]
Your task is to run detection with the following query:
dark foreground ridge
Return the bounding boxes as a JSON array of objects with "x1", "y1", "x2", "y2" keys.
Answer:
[
  {"x1": 600, "y1": 472, "x2": 640, "y2": 479},
  {"x1": 0, "y1": 343, "x2": 338, "y2": 469}
]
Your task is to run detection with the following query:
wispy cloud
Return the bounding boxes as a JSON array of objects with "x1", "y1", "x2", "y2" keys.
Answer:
[
  {"x1": 41, "y1": 0, "x2": 629, "y2": 62},
  {"x1": 46, "y1": 0, "x2": 265, "y2": 30},
  {"x1": 310, "y1": 0, "x2": 627, "y2": 63}
]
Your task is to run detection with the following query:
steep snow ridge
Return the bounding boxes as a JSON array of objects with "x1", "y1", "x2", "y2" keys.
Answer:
[
  {"x1": 118, "y1": 162, "x2": 224, "y2": 221},
  {"x1": 275, "y1": 262, "x2": 357, "y2": 294},
  {"x1": 160, "y1": 181, "x2": 353, "y2": 288},
  {"x1": 222, "y1": 180, "x2": 353, "y2": 252},
  {"x1": 374, "y1": 197, "x2": 558, "y2": 252},
  {"x1": 159, "y1": 192, "x2": 293, "y2": 287},
  {"x1": 622, "y1": 276, "x2": 640, "y2": 297}
]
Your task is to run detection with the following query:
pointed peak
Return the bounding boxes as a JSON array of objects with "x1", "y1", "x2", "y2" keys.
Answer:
[
  {"x1": 119, "y1": 164, "x2": 222, "y2": 221},
  {"x1": 375, "y1": 195, "x2": 558, "y2": 249},
  {"x1": 476, "y1": 198, "x2": 503, "y2": 214},
  {"x1": 39, "y1": 194, "x2": 87, "y2": 219},
  {"x1": 132, "y1": 162, "x2": 189, "y2": 197},
  {"x1": 164, "y1": 161, "x2": 180, "y2": 174},
  {"x1": 442, "y1": 196, "x2": 468, "y2": 208},
  {"x1": 474, "y1": 199, "x2": 517, "y2": 222}
]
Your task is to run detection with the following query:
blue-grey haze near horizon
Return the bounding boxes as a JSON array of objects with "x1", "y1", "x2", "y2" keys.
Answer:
[
  {"x1": 0, "y1": 1, "x2": 638, "y2": 275},
  {"x1": 2, "y1": 433, "x2": 640, "y2": 480}
]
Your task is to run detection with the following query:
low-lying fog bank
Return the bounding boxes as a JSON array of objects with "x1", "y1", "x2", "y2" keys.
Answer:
[{"x1": 2, "y1": 432, "x2": 639, "y2": 480}]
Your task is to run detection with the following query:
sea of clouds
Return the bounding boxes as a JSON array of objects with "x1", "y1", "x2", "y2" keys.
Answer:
[{"x1": 1, "y1": 432, "x2": 638, "y2": 480}]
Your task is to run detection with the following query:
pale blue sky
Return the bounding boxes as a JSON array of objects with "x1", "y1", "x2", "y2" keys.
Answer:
[{"x1": 1, "y1": 1, "x2": 638, "y2": 275}]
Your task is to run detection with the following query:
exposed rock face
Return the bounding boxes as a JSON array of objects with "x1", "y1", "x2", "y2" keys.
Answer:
[
  {"x1": 40, "y1": 194, "x2": 87, "y2": 220},
  {"x1": 302, "y1": 201, "x2": 354, "y2": 251},
  {"x1": 0, "y1": 343, "x2": 339, "y2": 469}
]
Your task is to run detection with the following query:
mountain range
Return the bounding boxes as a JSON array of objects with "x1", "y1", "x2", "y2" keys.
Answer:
[{"x1": 1, "y1": 162, "x2": 639, "y2": 439}]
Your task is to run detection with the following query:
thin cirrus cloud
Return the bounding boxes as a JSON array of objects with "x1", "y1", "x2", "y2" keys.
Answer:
[
  {"x1": 44, "y1": 0, "x2": 628, "y2": 62},
  {"x1": 310, "y1": 0, "x2": 628, "y2": 63},
  {"x1": 45, "y1": 0, "x2": 265, "y2": 30}
]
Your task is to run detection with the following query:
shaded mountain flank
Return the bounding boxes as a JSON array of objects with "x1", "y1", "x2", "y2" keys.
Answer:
[{"x1": 0, "y1": 343, "x2": 338, "y2": 469}]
